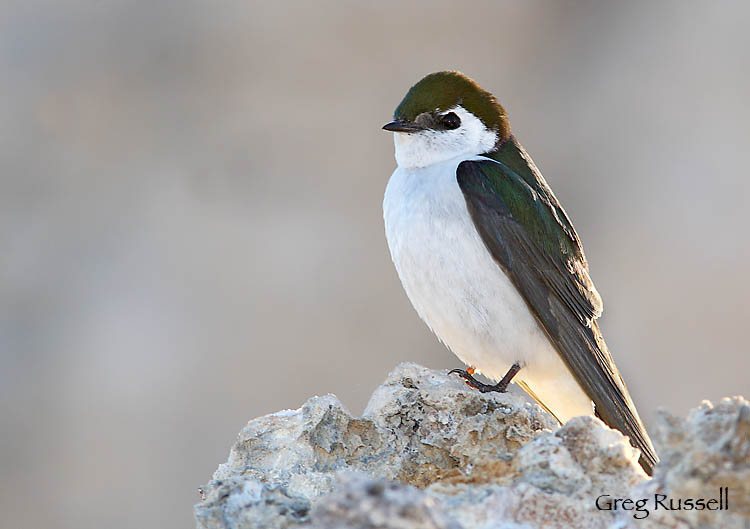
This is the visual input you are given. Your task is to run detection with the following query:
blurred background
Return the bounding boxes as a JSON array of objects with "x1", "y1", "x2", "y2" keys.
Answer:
[{"x1": 2, "y1": 1, "x2": 749, "y2": 528}]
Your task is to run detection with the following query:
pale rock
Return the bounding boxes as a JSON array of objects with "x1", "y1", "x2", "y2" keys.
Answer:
[
  {"x1": 194, "y1": 362, "x2": 748, "y2": 529},
  {"x1": 616, "y1": 396, "x2": 750, "y2": 529},
  {"x1": 309, "y1": 473, "x2": 462, "y2": 529}
]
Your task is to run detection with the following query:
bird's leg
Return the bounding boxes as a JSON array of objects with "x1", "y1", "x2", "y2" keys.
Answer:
[{"x1": 449, "y1": 363, "x2": 521, "y2": 393}]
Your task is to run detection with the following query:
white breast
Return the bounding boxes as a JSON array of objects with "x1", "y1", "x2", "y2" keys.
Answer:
[{"x1": 383, "y1": 155, "x2": 593, "y2": 422}]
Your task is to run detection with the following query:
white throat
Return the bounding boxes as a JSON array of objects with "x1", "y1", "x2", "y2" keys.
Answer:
[{"x1": 392, "y1": 106, "x2": 498, "y2": 169}]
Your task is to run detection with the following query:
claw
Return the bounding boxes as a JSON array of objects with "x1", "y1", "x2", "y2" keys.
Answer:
[
  {"x1": 448, "y1": 368, "x2": 490, "y2": 391},
  {"x1": 448, "y1": 363, "x2": 522, "y2": 394}
]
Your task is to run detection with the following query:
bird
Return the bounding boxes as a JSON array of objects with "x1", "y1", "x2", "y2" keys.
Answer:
[{"x1": 382, "y1": 70, "x2": 658, "y2": 475}]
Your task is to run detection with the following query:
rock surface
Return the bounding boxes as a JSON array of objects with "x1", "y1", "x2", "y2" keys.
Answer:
[
  {"x1": 618, "y1": 397, "x2": 750, "y2": 529},
  {"x1": 194, "y1": 363, "x2": 749, "y2": 529}
]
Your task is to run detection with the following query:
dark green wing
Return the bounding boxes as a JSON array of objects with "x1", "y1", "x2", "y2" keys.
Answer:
[{"x1": 457, "y1": 137, "x2": 657, "y2": 475}]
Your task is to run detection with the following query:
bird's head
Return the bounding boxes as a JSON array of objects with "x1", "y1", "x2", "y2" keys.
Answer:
[{"x1": 383, "y1": 71, "x2": 511, "y2": 169}]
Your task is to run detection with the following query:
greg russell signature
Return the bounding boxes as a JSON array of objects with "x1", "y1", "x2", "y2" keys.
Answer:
[{"x1": 595, "y1": 487, "x2": 729, "y2": 519}]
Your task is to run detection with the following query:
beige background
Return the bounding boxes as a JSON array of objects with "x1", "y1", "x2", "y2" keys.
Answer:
[{"x1": 2, "y1": 2, "x2": 749, "y2": 528}]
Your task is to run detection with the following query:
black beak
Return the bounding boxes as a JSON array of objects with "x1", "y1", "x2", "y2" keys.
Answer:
[{"x1": 382, "y1": 119, "x2": 424, "y2": 133}]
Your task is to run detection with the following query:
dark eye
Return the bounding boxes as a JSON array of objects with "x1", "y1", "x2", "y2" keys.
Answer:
[{"x1": 441, "y1": 112, "x2": 461, "y2": 130}]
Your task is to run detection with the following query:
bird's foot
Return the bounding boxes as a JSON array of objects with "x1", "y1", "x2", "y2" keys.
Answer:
[
  {"x1": 449, "y1": 368, "x2": 504, "y2": 392},
  {"x1": 449, "y1": 363, "x2": 521, "y2": 393}
]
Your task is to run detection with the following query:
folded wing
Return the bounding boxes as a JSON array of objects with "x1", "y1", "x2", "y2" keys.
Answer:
[{"x1": 456, "y1": 139, "x2": 657, "y2": 474}]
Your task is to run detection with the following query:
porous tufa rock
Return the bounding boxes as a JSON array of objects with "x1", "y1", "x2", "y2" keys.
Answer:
[
  {"x1": 194, "y1": 363, "x2": 748, "y2": 529},
  {"x1": 309, "y1": 473, "x2": 462, "y2": 529},
  {"x1": 618, "y1": 396, "x2": 750, "y2": 529}
]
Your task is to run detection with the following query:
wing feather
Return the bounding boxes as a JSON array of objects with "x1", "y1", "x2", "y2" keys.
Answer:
[{"x1": 457, "y1": 144, "x2": 657, "y2": 474}]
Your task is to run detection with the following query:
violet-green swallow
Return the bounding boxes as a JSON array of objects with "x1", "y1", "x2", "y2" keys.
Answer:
[{"x1": 382, "y1": 71, "x2": 657, "y2": 475}]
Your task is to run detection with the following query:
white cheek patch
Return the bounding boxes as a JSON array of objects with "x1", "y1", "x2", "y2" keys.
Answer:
[{"x1": 393, "y1": 106, "x2": 498, "y2": 169}]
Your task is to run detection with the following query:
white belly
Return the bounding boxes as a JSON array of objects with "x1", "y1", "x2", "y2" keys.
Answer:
[{"x1": 383, "y1": 155, "x2": 593, "y2": 423}]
